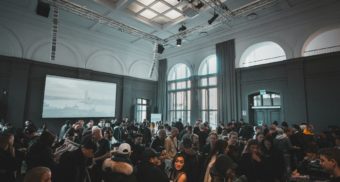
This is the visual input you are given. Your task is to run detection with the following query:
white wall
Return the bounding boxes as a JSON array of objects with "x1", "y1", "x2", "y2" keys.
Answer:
[
  {"x1": 0, "y1": 0, "x2": 158, "y2": 80},
  {"x1": 163, "y1": 1, "x2": 340, "y2": 73}
]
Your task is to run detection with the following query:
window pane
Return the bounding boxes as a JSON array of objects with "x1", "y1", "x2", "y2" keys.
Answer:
[
  {"x1": 187, "y1": 91, "x2": 191, "y2": 110},
  {"x1": 209, "y1": 88, "x2": 218, "y2": 110},
  {"x1": 201, "y1": 89, "x2": 207, "y2": 110},
  {"x1": 142, "y1": 105, "x2": 147, "y2": 111},
  {"x1": 263, "y1": 94, "x2": 271, "y2": 106},
  {"x1": 137, "y1": 99, "x2": 142, "y2": 104},
  {"x1": 187, "y1": 111, "x2": 190, "y2": 123},
  {"x1": 177, "y1": 81, "x2": 186, "y2": 89},
  {"x1": 199, "y1": 55, "x2": 217, "y2": 75},
  {"x1": 170, "y1": 111, "x2": 175, "y2": 122},
  {"x1": 168, "y1": 63, "x2": 191, "y2": 81},
  {"x1": 272, "y1": 94, "x2": 281, "y2": 106},
  {"x1": 202, "y1": 111, "x2": 208, "y2": 123},
  {"x1": 209, "y1": 111, "x2": 218, "y2": 129},
  {"x1": 142, "y1": 111, "x2": 147, "y2": 121},
  {"x1": 142, "y1": 99, "x2": 147, "y2": 104},
  {"x1": 201, "y1": 64, "x2": 208, "y2": 75},
  {"x1": 253, "y1": 95, "x2": 261, "y2": 106},
  {"x1": 208, "y1": 77, "x2": 217, "y2": 86},
  {"x1": 187, "y1": 81, "x2": 191, "y2": 88},
  {"x1": 176, "y1": 111, "x2": 183, "y2": 122},
  {"x1": 201, "y1": 78, "x2": 207, "y2": 86},
  {"x1": 136, "y1": 112, "x2": 142, "y2": 122},
  {"x1": 208, "y1": 58, "x2": 217, "y2": 74},
  {"x1": 241, "y1": 42, "x2": 286, "y2": 68},
  {"x1": 169, "y1": 93, "x2": 175, "y2": 110},
  {"x1": 176, "y1": 92, "x2": 184, "y2": 110}
]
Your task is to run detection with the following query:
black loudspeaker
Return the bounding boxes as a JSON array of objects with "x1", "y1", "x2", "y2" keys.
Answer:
[
  {"x1": 36, "y1": 0, "x2": 50, "y2": 18},
  {"x1": 157, "y1": 44, "x2": 164, "y2": 54}
]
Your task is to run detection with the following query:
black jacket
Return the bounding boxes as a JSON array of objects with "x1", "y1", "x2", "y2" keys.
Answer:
[
  {"x1": 56, "y1": 148, "x2": 90, "y2": 182},
  {"x1": 136, "y1": 162, "x2": 169, "y2": 182},
  {"x1": 0, "y1": 148, "x2": 16, "y2": 182},
  {"x1": 26, "y1": 141, "x2": 57, "y2": 172}
]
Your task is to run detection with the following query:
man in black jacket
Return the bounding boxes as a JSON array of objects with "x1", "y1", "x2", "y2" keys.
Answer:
[
  {"x1": 136, "y1": 148, "x2": 169, "y2": 182},
  {"x1": 56, "y1": 140, "x2": 97, "y2": 182}
]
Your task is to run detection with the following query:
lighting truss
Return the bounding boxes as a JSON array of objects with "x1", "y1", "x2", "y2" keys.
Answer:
[
  {"x1": 43, "y1": 0, "x2": 279, "y2": 46},
  {"x1": 43, "y1": 0, "x2": 164, "y2": 44}
]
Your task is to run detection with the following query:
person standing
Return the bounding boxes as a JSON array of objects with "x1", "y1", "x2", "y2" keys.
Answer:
[{"x1": 56, "y1": 140, "x2": 97, "y2": 182}]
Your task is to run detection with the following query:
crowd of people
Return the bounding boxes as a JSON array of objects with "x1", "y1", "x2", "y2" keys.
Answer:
[{"x1": 1, "y1": 118, "x2": 340, "y2": 182}]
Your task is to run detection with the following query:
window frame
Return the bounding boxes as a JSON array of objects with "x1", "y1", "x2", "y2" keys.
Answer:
[
  {"x1": 167, "y1": 63, "x2": 192, "y2": 123},
  {"x1": 136, "y1": 98, "x2": 149, "y2": 123},
  {"x1": 198, "y1": 55, "x2": 218, "y2": 129}
]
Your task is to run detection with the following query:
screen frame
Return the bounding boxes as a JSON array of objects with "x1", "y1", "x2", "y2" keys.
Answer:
[{"x1": 41, "y1": 74, "x2": 117, "y2": 119}]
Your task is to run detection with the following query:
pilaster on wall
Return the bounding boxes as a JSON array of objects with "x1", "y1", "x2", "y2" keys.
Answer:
[
  {"x1": 285, "y1": 61, "x2": 308, "y2": 123},
  {"x1": 157, "y1": 59, "x2": 167, "y2": 121},
  {"x1": 216, "y1": 39, "x2": 239, "y2": 123},
  {"x1": 8, "y1": 61, "x2": 30, "y2": 127},
  {"x1": 190, "y1": 76, "x2": 199, "y2": 125}
]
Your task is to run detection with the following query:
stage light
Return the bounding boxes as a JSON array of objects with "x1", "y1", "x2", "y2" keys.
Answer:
[
  {"x1": 157, "y1": 44, "x2": 164, "y2": 54},
  {"x1": 178, "y1": 25, "x2": 187, "y2": 32},
  {"x1": 176, "y1": 39, "x2": 182, "y2": 47},
  {"x1": 208, "y1": 13, "x2": 219, "y2": 25}
]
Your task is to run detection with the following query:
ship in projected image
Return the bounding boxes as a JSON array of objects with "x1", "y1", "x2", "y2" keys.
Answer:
[
  {"x1": 42, "y1": 93, "x2": 115, "y2": 118},
  {"x1": 44, "y1": 94, "x2": 114, "y2": 106}
]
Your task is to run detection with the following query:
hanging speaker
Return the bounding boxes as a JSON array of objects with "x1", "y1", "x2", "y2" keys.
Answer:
[
  {"x1": 36, "y1": 0, "x2": 50, "y2": 18},
  {"x1": 157, "y1": 44, "x2": 164, "y2": 54}
]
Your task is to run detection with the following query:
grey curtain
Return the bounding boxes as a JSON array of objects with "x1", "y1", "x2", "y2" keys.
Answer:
[
  {"x1": 216, "y1": 39, "x2": 237, "y2": 123},
  {"x1": 157, "y1": 59, "x2": 167, "y2": 121}
]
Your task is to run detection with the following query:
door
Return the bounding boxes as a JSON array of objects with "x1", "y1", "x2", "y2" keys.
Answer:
[
  {"x1": 254, "y1": 108, "x2": 280, "y2": 125},
  {"x1": 249, "y1": 92, "x2": 282, "y2": 125}
]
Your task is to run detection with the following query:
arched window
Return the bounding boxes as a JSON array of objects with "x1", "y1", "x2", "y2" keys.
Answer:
[
  {"x1": 198, "y1": 55, "x2": 218, "y2": 129},
  {"x1": 168, "y1": 63, "x2": 191, "y2": 123},
  {"x1": 303, "y1": 28, "x2": 340, "y2": 56},
  {"x1": 239, "y1": 41, "x2": 286, "y2": 68}
]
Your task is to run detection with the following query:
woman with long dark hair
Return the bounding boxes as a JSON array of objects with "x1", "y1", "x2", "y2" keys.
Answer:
[{"x1": 169, "y1": 153, "x2": 187, "y2": 182}]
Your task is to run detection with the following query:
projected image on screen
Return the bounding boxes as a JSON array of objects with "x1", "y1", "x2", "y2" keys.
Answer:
[{"x1": 42, "y1": 75, "x2": 116, "y2": 118}]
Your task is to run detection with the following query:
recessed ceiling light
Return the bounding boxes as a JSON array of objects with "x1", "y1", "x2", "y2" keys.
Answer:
[
  {"x1": 139, "y1": 9, "x2": 157, "y2": 19},
  {"x1": 150, "y1": 2, "x2": 170, "y2": 13},
  {"x1": 136, "y1": 0, "x2": 155, "y2": 6},
  {"x1": 164, "y1": 9, "x2": 182, "y2": 19},
  {"x1": 247, "y1": 13, "x2": 258, "y2": 20},
  {"x1": 128, "y1": 2, "x2": 144, "y2": 13},
  {"x1": 199, "y1": 31, "x2": 208, "y2": 36}
]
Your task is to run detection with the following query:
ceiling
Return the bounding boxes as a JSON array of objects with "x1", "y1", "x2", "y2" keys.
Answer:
[
  {"x1": 1, "y1": 0, "x2": 327, "y2": 54},
  {"x1": 37, "y1": 0, "x2": 302, "y2": 47}
]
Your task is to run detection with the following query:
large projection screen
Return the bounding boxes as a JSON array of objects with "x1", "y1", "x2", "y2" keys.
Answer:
[{"x1": 42, "y1": 75, "x2": 117, "y2": 118}]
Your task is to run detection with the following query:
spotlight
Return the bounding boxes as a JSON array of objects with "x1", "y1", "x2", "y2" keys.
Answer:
[
  {"x1": 178, "y1": 25, "x2": 187, "y2": 32},
  {"x1": 36, "y1": 0, "x2": 50, "y2": 18},
  {"x1": 157, "y1": 44, "x2": 164, "y2": 54},
  {"x1": 208, "y1": 13, "x2": 219, "y2": 25},
  {"x1": 176, "y1": 39, "x2": 182, "y2": 47}
]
